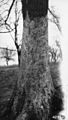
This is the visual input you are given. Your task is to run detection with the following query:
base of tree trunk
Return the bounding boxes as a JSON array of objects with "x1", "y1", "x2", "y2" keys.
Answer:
[{"x1": 0, "y1": 17, "x2": 63, "y2": 120}]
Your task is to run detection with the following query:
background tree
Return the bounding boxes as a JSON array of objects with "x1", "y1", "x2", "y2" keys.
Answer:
[
  {"x1": 48, "y1": 6, "x2": 61, "y2": 32},
  {"x1": 15, "y1": 0, "x2": 21, "y2": 66},
  {"x1": 48, "y1": 40, "x2": 62, "y2": 63},
  {"x1": 0, "y1": 0, "x2": 22, "y2": 66}
]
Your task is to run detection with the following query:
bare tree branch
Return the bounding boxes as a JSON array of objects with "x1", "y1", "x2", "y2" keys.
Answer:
[
  {"x1": 0, "y1": 30, "x2": 14, "y2": 33},
  {"x1": 48, "y1": 8, "x2": 61, "y2": 32},
  {"x1": 0, "y1": 15, "x2": 15, "y2": 33},
  {"x1": 48, "y1": 8, "x2": 59, "y2": 19},
  {"x1": 48, "y1": 18, "x2": 61, "y2": 32},
  {"x1": 0, "y1": 47, "x2": 16, "y2": 51},
  {"x1": 0, "y1": 23, "x2": 15, "y2": 33},
  {"x1": 5, "y1": 0, "x2": 16, "y2": 23}
]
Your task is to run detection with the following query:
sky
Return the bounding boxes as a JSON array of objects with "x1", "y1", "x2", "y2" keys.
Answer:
[
  {"x1": 0, "y1": 0, "x2": 68, "y2": 119},
  {"x1": 49, "y1": 0, "x2": 68, "y2": 119}
]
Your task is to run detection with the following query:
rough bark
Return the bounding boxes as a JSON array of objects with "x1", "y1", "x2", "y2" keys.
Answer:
[{"x1": 12, "y1": 15, "x2": 54, "y2": 120}]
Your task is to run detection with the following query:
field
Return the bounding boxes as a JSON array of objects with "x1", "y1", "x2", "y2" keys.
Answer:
[{"x1": 0, "y1": 63, "x2": 63, "y2": 119}]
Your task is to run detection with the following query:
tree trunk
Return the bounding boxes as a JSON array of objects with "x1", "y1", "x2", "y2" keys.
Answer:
[
  {"x1": 1, "y1": 1, "x2": 55, "y2": 120},
  {"x1": 12, "y1": 13, "x2": 54, "y2": 119}
]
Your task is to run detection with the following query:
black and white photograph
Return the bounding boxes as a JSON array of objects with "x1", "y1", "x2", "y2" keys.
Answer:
[{"x1": 0, "y1": 0, "x2": 68, "y2": 120}]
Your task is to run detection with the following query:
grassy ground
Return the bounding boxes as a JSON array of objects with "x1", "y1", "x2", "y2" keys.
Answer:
[
  {"x1": 0, "y1": 65, "x2": 19, "y2": 113},
  {"x1": 0, "y1": 62, "x2": 63, "y2": 119}
]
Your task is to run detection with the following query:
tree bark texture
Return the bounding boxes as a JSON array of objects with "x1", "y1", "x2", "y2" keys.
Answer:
[{"x1": 13, "y1": 15, "x2": 54, "y2": 120}]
